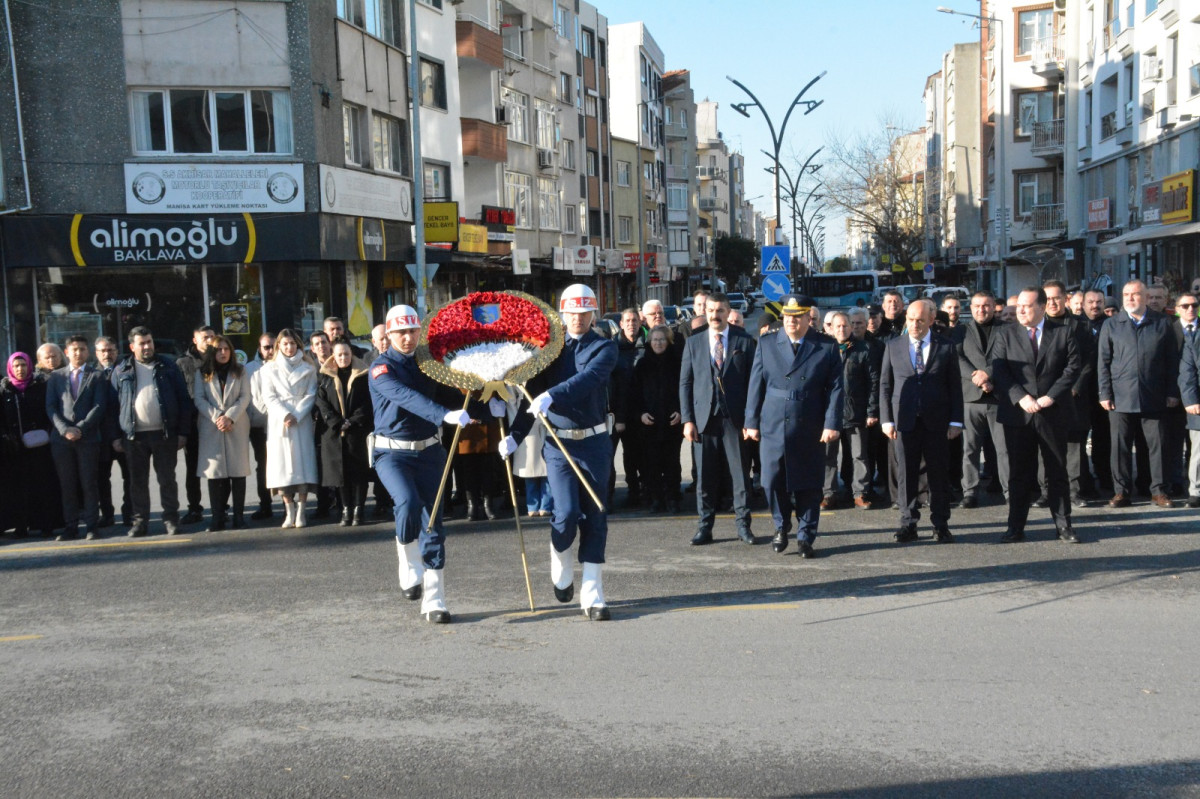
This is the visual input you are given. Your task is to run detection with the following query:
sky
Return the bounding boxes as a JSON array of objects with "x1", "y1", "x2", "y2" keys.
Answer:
[{"x1": 597, "y1": 0, "x2": 987, "y2": 257}]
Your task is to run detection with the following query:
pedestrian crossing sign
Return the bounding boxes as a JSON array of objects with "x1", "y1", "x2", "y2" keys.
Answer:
[{"x1": 761, "y1": 246, "x2": 789, "y2": 275}]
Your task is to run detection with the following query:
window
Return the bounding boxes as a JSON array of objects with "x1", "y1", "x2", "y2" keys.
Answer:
[
  {"x1": 344, "y1": 104, "x2": 366, "y2": 166},
  {"x1": 424, "y1": 162, "x2": 450, "y2": 201},
  {"x1": 337, "y1": 0, "x2": 404, "y2": 46},
  {"x1": 537, "y1": 178, "x2": 559, "y2": 230},
  {"x1": 580, "y1": 27, "x2": 595, "y2": 58},
  {"x1": 1016, "y1": 8, "x2": 1053, "y2": 56},
  {"x1": 585, "y1": 95, "x2": 597, "y2": 117},
  {"x1": 669, "y1": 228, "x2": 688, "y2": 252},
  {"x1": 561, "y1": 139, "x2": 575, "y2": 170},
  {"x1": 667, "y1": 184, "x2": 687, "y2": 211},
  {"x1": 372, "y1": 113, "x2": 410, "y2": 175},
  {"x1": 586, "y1": 149, "x2": 597, "y2": 177},
  {"x1": 1146, "y1": 0, "x2": 1158, "y2": 13},
  {"x1": 1017, "y1": 171, "x2": 1056, "y2": 216},
  {"x1": 419, "y1": 58, "x2": 447, "y2": 110},
  {"x1": 616, "y1": 160, "x2": 631, "y2": 187},
  {"x1": 559, "y1": 72, "x2": 573, "y2": 103},
  {"x1": 535, "y1": 100, "x2": 557, "y2": 150},
  {"x1": 1016, "y1": 90, "x2": 1055, "y2": 136},
  {"x1": 505, "y1": 171, "x2": 533, "y2": 228},
  {"x1": 645, "y1": 209, "x2": 658, "y2": 237},
  {"x1": 563, "y1": 204, "x2": 577, "y2": 234},
  {"x1": 501, "y1": 88, "x2": 528, "y2": 142},
  {"x1": 417, "y1": 0, "x2": 442, "y2": 8},
  {"x1": 618, "y1": 216, "x2": 632, "y2": 244},
  {"x1": 131, "y1": 88, "x2": 293, "y2": 155},
  {"x1": 502, "y1": 13, "x2": 524, "y2": 59},
  {"x1": 555, "y1": 4, "x2": 573, "y2": 40}
]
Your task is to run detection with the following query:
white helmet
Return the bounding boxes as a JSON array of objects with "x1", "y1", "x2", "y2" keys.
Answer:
[
  {"x1": 385, "y1": 304, "x2": 421, "y2": 332},
  {"x1": 559, "y1": 283, "x2": 598, "y2": 314}
]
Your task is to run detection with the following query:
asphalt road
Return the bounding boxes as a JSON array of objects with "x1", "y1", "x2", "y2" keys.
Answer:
[{"x1": 3, "y1": 481, "x2": 1200, "y2": 798}]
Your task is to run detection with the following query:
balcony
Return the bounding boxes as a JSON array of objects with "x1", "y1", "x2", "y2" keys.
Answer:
[
  {"x1": 1030, "y1": 36, "x2": 1064, "y2": 80},
  {"x1": 1030, "y1": 203, "x2": 1066, "y2": 235},
  {"x1": 456, "y1": 19, "x2": 503, "y2": 70},
  {"x1": 1031, "y1": 118, "x2": 1065, "y2": 157},
  {"x1": 1158, "y1": 0, "x2": 1179, "y2": 26},
  {"x1": 1100, "y1": 111, "x2": 1118, "y2": 140},
  {"x1": 665, "y1": 164, "x2": 689, "y2": 181},
  {"x1": 664, "y1": 120, "x2": 688, "y2": 140},
  {"x1": 696, "y1": 166, "x2": 726, "y2": 182},
  {"x1": 460, "y1": 117, "x2": 507, "y2": 162},
  {"x1": 699, "y1": 197, "x2": 728, "y2": 212}
]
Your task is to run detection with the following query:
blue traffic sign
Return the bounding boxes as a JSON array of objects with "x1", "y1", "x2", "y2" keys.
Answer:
[
  {"x1": 762, "y1": 273, "x2": 791, "y2": 302},
  {"x1": 761, "y1": 245, "x2": 790, "y2": 275}
]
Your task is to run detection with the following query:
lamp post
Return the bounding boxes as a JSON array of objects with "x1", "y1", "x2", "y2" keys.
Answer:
[
  {"x1": 767, "y1": 148, "x2": 822, "y2": 290},
  {"x1": 938, "y1": 5, "x2": 1007, "y2": 294},
  {"x1": 635, "y1": 97, "x2": 664, "y2": 302},
  {"x1": 727, "y1": 71, "x2": 826, "y2": 254}
]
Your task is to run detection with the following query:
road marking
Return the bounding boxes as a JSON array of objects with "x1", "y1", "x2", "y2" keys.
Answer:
[
  {"x1": 0, "y1": 635, "x2": 44, "y2": 643},
  {"x1": 669, "y1": 601, "x2": 801, "y2": 614},
  {"x1": 0, "y1": 539, "x2": 192, "y2": 556}
]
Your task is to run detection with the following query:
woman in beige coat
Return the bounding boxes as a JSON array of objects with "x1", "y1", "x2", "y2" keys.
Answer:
[{"x1": 194, "y1": 335, "x2": 252, "y2": 531}]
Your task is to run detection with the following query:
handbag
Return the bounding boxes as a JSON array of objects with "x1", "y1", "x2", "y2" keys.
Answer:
[{"x1": 14, "y1": 393, "x2": 50, "y2": 448}]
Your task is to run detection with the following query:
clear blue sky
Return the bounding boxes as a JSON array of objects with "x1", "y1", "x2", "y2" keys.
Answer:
[{"x1": 599, "y1": 0, "x2": 985, "y2": 256}]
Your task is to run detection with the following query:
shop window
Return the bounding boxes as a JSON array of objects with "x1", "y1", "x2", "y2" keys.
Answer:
[
  {"x1": 131, "y1": 89, "x2": 292, "y2": 156},
  {"x1": 419, "y1": 58, "x2": 447, "y2": 110}
]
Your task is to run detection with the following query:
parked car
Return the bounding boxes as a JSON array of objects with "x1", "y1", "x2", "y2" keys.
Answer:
[
  {"x1": 924, "y1": 286, "x2": 970, "y2": 305},
  {"x1": 726, "y1": 292, "x2": 749, "y2": 313}
]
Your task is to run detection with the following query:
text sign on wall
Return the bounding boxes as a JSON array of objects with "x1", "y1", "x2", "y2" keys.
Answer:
[
  {"x1": 1087, "y1": 198, "x2": 1111, "y2": 232},
  {"x1": 125, "y1": 163, "x2": 304, "y2": 214},
  {"x1": 1162, "y1": 170, "x2": 1195, "y2": 225}
]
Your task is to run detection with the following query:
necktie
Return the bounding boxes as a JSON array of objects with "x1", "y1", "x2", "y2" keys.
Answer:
[
  {"x1": 913, "y1": 340, "x2": 924, "y2": 375},
  {"x1": 1028, "y1": 326, "x2": 1038, "y2": 359},
  {"x1": 1187, "y1": 324, "x2": 1195, "y2": 337},
  {"x1": 70, "y1": 368, "x2": 80, "y2": 399},
  {"x1": 714, "y1": 334, "x2": 724, "y2": 370}
]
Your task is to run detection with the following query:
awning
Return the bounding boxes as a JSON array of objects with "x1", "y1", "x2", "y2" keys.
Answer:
[{"x1": 1098, "y1": 220, "x2": 1200, "y2": 253}]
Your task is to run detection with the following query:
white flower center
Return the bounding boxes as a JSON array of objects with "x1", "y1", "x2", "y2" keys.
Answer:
[{"x1": 447, "y1": 341, "x2": 535, "y2": 381}]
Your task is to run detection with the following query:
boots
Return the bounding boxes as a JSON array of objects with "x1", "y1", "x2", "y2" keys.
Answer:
[
  {"x1": 483, "y1": 495, "x2": 498, "y2": 520},
  {"x1": 340, "y1": 506, "x2": 354, "y2": 527},
  {"x1": 293, "y1": 496, "x2": 307, "y2": 528},
  {"x1": 281, "y1": 500, "x2": 296, "y2": 529},
  {"x1": 550, "y1": 541, "x2": 574, "y2": 603},
  {"x1": 581, "y1": 562, "x2": 609, "y2": 620},
  {"x1": 396, "y1": 539, "x2": 425, "y2": 600},
  {"x1": 420, "y1": 568, "x2": 450, "y2": 623},
  {"x1": 352, "y1": 505, "x2": 366, "y2": 526}
]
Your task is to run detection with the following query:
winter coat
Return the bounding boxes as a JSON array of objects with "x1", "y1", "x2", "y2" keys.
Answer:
[
  {"x1": 193, "y1": 367, "x2": 252, "y2": 479},
  {"x1": 314, "y1": 359, "x2": 374, "y2": 488},
  {"x1": 631, "y1": 347, "x2": 682, "y2": 441},
  {"x1": 261, "y1": 351, "x2": 318, "y2": 488},
  {"x1": 110, "y1": 355, "x2": 193, "y2": 439},
  {"x1": 837, "y1": 338, "x2": 880, "y2": 428}
]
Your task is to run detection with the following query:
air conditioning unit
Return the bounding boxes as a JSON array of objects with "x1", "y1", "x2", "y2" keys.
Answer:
[
  {"x1": 1159, "y1": 106, "x2": 1179, "y2": 128},
  {"x1": 537, "y1": 148, "x2": 555, "y2": 168}
]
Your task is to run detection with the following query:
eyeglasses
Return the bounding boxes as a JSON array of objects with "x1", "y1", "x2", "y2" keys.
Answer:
[{"x1": 1179, "y1": 303, "x2": 1198, "y2": 309}]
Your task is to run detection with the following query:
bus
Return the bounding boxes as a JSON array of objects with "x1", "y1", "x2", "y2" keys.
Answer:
[{"x1": 808, "y1": 271, "x2": 881, "y2": 310}]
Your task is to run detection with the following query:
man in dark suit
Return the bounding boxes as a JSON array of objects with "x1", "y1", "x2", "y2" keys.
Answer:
[
  {"x1": 680, "y1": 291, "x2": 757, "y2": 545},
  {"x1": 954, "y1": 290, "x2": 1007, "y2": 507},
  {"x1": 1081, "y1": 289, "x2": 1112, "y2": 493},
  {"x1": 1098, "y1": 279, "x2": 1180, "y2": 508},
  {"x1": 1165, "y1": 293, "x2": 1197, "y2": 496},
  {"x1": 46, "y1": 335, "x2": 109, "y2": 540},
  {"x1": 879, "y1": 298, "x2": 963, "y2": 543},
  {"x1": 745, "y1": 295, "x2": 844, "y2": 558},
  {"x1": 1177, "y1": 308, "x2": 1200, "y2": 507},
  {"x1": 1041, "y1": 280, "x2": 1095, "y2": 508},
  {"x1": 991, "y1": 288, "x2": 1082, "y2": 543}
]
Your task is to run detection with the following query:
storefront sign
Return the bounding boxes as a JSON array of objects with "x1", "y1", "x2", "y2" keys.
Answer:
[
  {"x1": 1162, "y1": 170, "x2": 1195, "y2": 225},
  {"x1": 1096, "y1": 229, "x2": 1123, "y2": 244},
  {"x1": 345, "y1": 263, "x2": 373, "y2": 336},
  {"x1": 94, "y1": 292, "x2": 150, "y2": 313},
  {"x1": 622, "y1": 253, "x2": 656, "y2": 273},
  {"x1": 1087, "y1": 198, "x2": 1111, "y2": 232},
  {"x1": 512, "y1": 248, "x2": 531, "y2": 275},
  {"x1": 70, "y1": 214, "x2": 256, "y2": 265},
  {"x1": 603, "y1": 249, "x2": 624, "y2": 274},
  {"x1": 481, "y1": 205, "x2": 516, "y2": 242},
  {"x1": 424, "y1": 202, "x2": 459, "y2": 243},
  {"x1": 458, "y1": 223, "x2": 488, "y2": 254},
  {"x1": 356, "y1": 218, "x2": 386, "y2": 261},
  {"x1": 320, "y1": 165, "x2": 413, "y2": 222},
  {"x1": 1142, "y1": 181, "x2": 1162, "y2": 224},
  {"x1": 125, "y1": 163, "x2": 304, "y2": 214},
  {"x1": 221, "y1": 303, "x2": 251, "y2": 335}
]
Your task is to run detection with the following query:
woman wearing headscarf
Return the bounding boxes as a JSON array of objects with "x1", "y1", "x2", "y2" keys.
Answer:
[
  {"x1": 631, "y1": 325, "x2": 684, "y2": 513},
  {"x1": 262, "y1": 329, "x2": 319, "y2": 528},
  {"x1": 1, "y1": 352, "x2": 64, "y2": 536},
  {"x1": 315, "y1": 340, "x2": 374, "y2": 526},
  {"x1": 194, "y1": 335, "x2": 252, "y2": 531}
]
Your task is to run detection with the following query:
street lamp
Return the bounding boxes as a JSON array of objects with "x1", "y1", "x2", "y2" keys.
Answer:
[
  {"x1": 938, "y1": 5, "x2": 1007, "y2": 293},
  {"x1": 727, "y1": 70, "x2": 827, "y2": 251},
  {"x1": 766, "y1": 147, "x2": 822, "y2": 289},
  {"x1": 634, "y1": 98, "x2": 663, "y2": 303}
]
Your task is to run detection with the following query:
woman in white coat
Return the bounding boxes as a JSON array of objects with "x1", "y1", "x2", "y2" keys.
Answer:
[
  {"x1": 194, "y1": 335, "x2": 252, "y2": 531},
  {"x1": 262, "y1": 328, "x2": 318, "y2": 528}
]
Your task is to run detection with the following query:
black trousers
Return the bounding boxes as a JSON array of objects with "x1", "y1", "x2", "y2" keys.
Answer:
[
  {"x1": 1005, "y1": 415, "x2": 1070, "y2": 535},
  {"x1": 51, "y1": 440, "x2": 100, "y2": 530},
  {"x1": 894, "y1": 418, "x2": 951, "y2": 529},
  {"x1": 184, "y1": 417, "x2": 202, "y2": 512},
  {"x1": 249, "y1": 426, "x2": 271, "y2": 509},
  {"x1": 695, "y1": 415, "x2": 751, "y2": 532},
  {"x1": 98, "y1": 442, "x2": 131, "y2": 523},
  {"x1": 1111, "y1": 411, "x2": 1166, "y2": 496}
]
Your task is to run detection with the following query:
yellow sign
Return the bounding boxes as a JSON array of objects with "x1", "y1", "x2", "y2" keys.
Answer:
[
  {"x1": 912, "y1": 260, "x2": 926, "y2": 273},
  {"x1": 458, "y1": 223, "x2": 488, "y2": 254},
  {"x1": 881, "y1": 254, "x2": 891, "y2": 264},
  {"x1": 891, "y1": 260, "x2": 906, "y2": 273},
  {"x1": 1162, "y1": 169, "x2": 1195, "y2": 225},
  {"x1": 424, "y1": 202, "x2": 459, "y2": 243}
]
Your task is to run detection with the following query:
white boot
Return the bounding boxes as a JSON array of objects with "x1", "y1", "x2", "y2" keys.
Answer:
[
  {"x1": 281, "y1": 501, "x2": 295, "y2": 529},
  {"x1": 293, "y1": 497, "x2": 307, "y2": 528},
  {"x1": 396, "y1": 539, "x2": 425, "y2": 600},
  {"x1": 420, "y1": 568, "x2": 450, "y2": 623},
  {"x1": 550, "y1": 541, "x2": 574, "y2": 603},
  {"x1": 581, "y1": 562, "x2": 609, "y2": 620}
]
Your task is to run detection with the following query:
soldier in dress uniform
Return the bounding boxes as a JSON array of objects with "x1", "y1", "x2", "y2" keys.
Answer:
[
  {"x1": 501, "y1": 284, "x2": 618, "y2": 620},
  {"x1": 744, "y1": 294, "x2": 844, "y2": 558},
  {"x1": 369, "y1": 305, "x2": 473, "y2": 624}
]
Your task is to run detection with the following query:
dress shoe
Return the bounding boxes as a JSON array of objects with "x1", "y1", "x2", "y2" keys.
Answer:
[
  {"x1": 127, "y1": 523, "x2": 147, "y2": 538},
  {"x1": 1151, "y1": 494, "x2": 1175, "y2": 508},
  {"x1": 402, "y1": 585, "x2": 422, "y2": 601},
  {"x1": 85, "y1": 529, "x2": 99, "y2": 541},
  {"x1": 340, "y1": 507, "x2": 354, "y2": 527},
  {"x1": 484, "y1": 497, "x2": 498, "y2": 521},
  {"x1": 691, "y1": 530, "x2": 713, "y2": 546},
  {"x1": 163, "y1": 520, "x2": 181, "y2": 536},
  {"x1": 771, "y1": 529, "x2": 788, "y2": 553},
  {"x1": 250, "y1": 506, "x2": 273, "y2": 520},
  {"x1": 1072, "y1": 497, "x2": 1090, "y2": 508},
  {"x1": 55, "y1": 529, "x2": 78, "y2": 542},
  {"x1": 894, "y1": 526, "x2": 918, "y2": 543},
  {"x1": 230, "y1": 516, "x2": 247, "y2": 529},
  {"x1": 554, "y1": 583, "x2": 575, "y2": 603},
  {"x1": 1058, "y1": 527, "x2": 1080, "y2": 543},
  {"x1": 798, "y1": 542, "x2": 815, "y2": 558},
  {"x1": 1108, "y1": 494, "x2": 1131, "y2": 508},
  {"x1": 180, "y1": 509, "x2": 203, "y2": 525},
  {"x1": 1187, "y1": 496, "x2": 1200, "y2": 508},
  {"x1": 205, "y1": 516, "x2": 227, "y2": 533},
  {"x1": 423, "y1": 610, "x2": 452, "y2": 624},
  {"x1": 1031, "y1": 496, "x2": 1049, "y2": 509},
  {"x1": 998, "y1": 530, "x2": 1025, "y2": 543},
  {"x1": 819, "y1": 496, "x2": 837, "y2": 510},
  {"x1": 97, "y1": 513, "x2": 114, "y2": 529},
  {"x1": 958, "y1": 495, "x2": 978, "y2": 509},
  {"x1": 585, "y1": 606, "x2": 611, "y2": 621},
  {"x1": 854, "y1": 496, "x2": 875, "y2": 510},
  {"x1": 737, "y1": 528, "x2": 755, "y2": 545},
  {"x1": 934, "y1": 526, "x2": 954, "y2": 543}
]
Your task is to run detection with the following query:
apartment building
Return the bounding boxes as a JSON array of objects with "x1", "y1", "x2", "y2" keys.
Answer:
[
  {"x1": 663, "y1": 69, "x2": 698, "y2": 292},
  {"x1": 935, "y1": 42, "x2": 984, "y2": 282}
]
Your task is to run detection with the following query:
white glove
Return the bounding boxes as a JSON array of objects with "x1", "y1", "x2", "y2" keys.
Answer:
[
  {"x1": 443, "y1": 409, "x2": 471, "y2": 427},
  {"x1": 529, "y1": 391, "x2": 553, "y2": 417},
  {"x1": 498, "y1": 435, "x2": 518, "y2": 460},
  {"x1": 488, "y1": 398, "x2": 508, "y2": 418}
]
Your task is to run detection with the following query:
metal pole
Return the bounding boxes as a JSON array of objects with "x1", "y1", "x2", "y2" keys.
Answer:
[
  {"x1": 1, "y1": 0, "x2": 31, "y2": 215},
  {"x1": 636, "y1": 103, "x2": 646, "y2": 301},
  {"x1": 996, "y1": 15, "x2": 1008, "y2": 298},
  {"x1": 407, "y1": 0, "x2": 427, "y2": 313}
]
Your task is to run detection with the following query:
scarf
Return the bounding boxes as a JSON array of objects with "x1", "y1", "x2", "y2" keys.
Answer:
[
  {"x1": 271, "y1": 348, "x2": 314, "y2": 391},
  {"x1": 6, "y1": 352, "x2": 32, "y2": 393}
]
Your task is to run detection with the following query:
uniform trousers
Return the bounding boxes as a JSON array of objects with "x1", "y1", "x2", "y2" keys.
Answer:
[
  {"x1": 374, "y1": 445, "x2": 447, "y2": 570},
  {"x1": 545, "y1": 433, "x2": 611, "y2": 564},
  {"x1": 962, "y1": 402, "x2": 1008, "y2": 499},
  {"x1": 125, "y1": 430, "x2": 180, "y2": 525},
  {"x1": 1111, "y1": 411, "x2": 1166, "y2": 496},
  {"x1": 694, "y1": 414, "x2": 751, "y2": 533},
  {"x1": 1004, "y1": 415, "x2": 1070, "y2": 534},
  {"x1": 51, "y1": 440, "x2": 100, "y2": 530},
  {"x1": 895, "y1": 417, "x2": 953, "y2": 529},
  {"x1": 766, "y1": 482, "x2": 822, "y2": 545}
]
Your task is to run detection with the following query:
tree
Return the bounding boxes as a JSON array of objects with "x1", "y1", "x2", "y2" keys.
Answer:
[
  {"x1": 713, "y1": 234, "x2": 758, "y2": 288},
  {"x1": 823, "y1": 118, "x2": 928, "y2": 283},
  {"x1": 824, "y1": 256, "x2": 853, "y2": 273}
]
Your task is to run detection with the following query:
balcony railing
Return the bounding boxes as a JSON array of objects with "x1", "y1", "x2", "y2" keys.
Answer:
[
  {"x1": 665, "y1": 164, "x2": 689, "y2": 181},
  {"x1": 699, "y1": 197, "x2": 728, "y2": 212},
  {"x1": 696, "y1": 166, "x2": 726, "y2": 181},
  {"x1": 1031, "y1": 203, "x2": 1066, "y2": 233},
  {"x1": 1031, "y1": 118, "x2": 1065, "y2": 156},
  {"x1": 664, "y1": 120, "x2": 688, "y2": 139},
  {"x1": 1030, "y1": 36, "x2": 1064, "y2": 78}
]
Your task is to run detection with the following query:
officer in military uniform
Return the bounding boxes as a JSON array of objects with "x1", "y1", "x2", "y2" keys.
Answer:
[
  {"x1": 501, "y1": 284, "x2": 618, "y2": 620},
  {"x1": 744, "y1": 294, "x2": 844, "y2": 558},
  {"x1": 370, "y1": 305, "x2": 472, "y2": 624}
]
